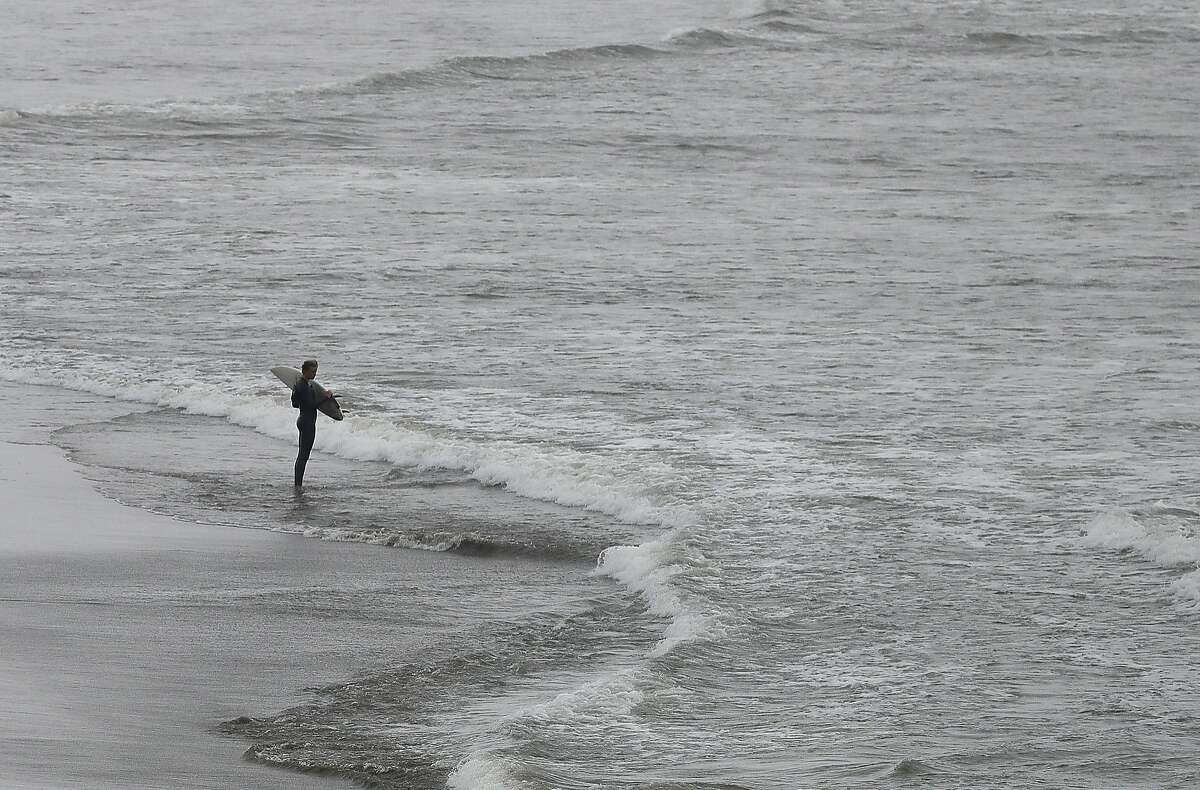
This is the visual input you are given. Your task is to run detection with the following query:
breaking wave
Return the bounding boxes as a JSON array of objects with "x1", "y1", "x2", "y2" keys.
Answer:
[
  {"x1": 1083, "y1": 508, "x2": 1200, "y2": 606},
  {"x1": 595, "y1": 531, "x2": 712, "y2": 657},
  {"x1": 1083, "y1": 508, "x2": 1200, "y2": 568}
]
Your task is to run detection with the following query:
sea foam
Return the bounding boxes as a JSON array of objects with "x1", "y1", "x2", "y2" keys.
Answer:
[
  {"x1": 1083, "y1": 509, "x2": 1200, "y2": 605},
  {"x1": 447, "y1": 752, "x2": 525, "y2": 790},
  {"x1": 0, "y1": 357, "x2": 689, "y2": 530},
  {"x1": 1083, "y1": 509, "x2": 1200, "y2": 568},
  {"x1": 516, "y1": 670, "x2": 643, "y2": 724},
  {"x1": 595, "y1": 533, "x2": 710, "y2": 657}
]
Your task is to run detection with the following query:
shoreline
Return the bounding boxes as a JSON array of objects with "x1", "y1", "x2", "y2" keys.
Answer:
[{"x1": 0, "y1": 386, "x2": 411, "y2": 790}]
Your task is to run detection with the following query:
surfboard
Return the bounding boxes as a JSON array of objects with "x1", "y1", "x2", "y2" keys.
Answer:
[{"x1": 271, "y1": 366, "x2": 344, "y2": 421}]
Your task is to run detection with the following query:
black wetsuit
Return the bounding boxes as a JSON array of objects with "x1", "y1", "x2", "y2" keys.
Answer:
[{"x1": 292, "y1": 378, "x2": 319, "y2": 486}]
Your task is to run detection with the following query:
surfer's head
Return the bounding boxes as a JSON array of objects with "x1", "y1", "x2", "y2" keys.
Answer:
[{"x1": 302, "y1": 359, "x2": 318, "y2": 379}]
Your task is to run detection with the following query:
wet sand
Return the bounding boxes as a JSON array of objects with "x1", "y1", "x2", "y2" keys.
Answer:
[{"x1": 0, "y1": 388, "x2": 440, "y2": 789}]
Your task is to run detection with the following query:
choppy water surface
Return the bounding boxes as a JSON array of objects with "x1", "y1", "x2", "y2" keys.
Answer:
[{"x1": 4, "y1": 0, "x2": 1200, "y2": 787}]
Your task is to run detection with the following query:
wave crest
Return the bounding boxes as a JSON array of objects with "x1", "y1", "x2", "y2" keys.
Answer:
[
  {"x1": 325, "y1": 43, "x2": 665, "y2": 96},
  {"x1": 664, "y1": 27, "x2": 772, "y2": 49},
  {"x1": 596, "y1": 533, "x2": 712, "y2": 657},
  {"x1": 1083, "y1": 509, "x2": 1200, "y2": 568},
  {"x1": 1083, "y1": 508, "x2": 1200, "y2": 606}
]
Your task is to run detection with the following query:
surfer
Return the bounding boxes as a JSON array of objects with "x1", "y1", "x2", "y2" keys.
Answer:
[{"x1": 291, "y1": 359, "x2": 332, "y2": 487}]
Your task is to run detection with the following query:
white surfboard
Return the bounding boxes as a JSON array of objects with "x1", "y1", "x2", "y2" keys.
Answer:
[{"x1": 271, "y1": 366, "x2": 343, "y2": 421}]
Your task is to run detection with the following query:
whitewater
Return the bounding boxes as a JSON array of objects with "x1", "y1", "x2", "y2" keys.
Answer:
[{"x1": 4, "y1": 0, "x2": 1200, "y2": 787}]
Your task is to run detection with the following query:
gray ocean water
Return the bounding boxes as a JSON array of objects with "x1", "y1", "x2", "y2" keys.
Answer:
[{"x1": 4, "y1": 0, "x2": 1200, "y2": 787}]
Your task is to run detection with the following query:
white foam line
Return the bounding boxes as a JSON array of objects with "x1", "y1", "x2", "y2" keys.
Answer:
[
  {"x1": 0, "y1": 360, "x2": 690, "y2": 529},
  {"x1": 1084, "y1": 510, "x2": 1200, "y2": 606},
  {"x1": 595, "y1": 531, "x2": 710, "y2": 658},
  {"x1": 517, "y1": 669, "x2": 643, "y2": 723},
  {"x1": 447, "y1": 752, "x2": 526, "y2": 790},
  {"x1": 1082, "y1": 510, "x2": 1200, "y2": 568}
]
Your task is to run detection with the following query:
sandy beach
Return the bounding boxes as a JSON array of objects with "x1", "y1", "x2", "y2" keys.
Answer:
[{"x1": 0, "y1": 388, "x2": 441, "y2": 790}]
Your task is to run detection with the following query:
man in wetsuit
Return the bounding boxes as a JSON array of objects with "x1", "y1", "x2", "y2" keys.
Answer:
[{"x1": 291, "y1": 358, "x2": 326, "y2": 487}]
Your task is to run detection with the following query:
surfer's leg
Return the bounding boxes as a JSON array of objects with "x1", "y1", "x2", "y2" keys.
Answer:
[{"x1": 295, "y1": 420, "x2": 315, "y2": 486}]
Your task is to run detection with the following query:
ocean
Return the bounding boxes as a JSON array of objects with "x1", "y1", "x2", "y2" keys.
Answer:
[{"x1": 3, "y1": 0, "x2": 1200, "y2": 787}]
